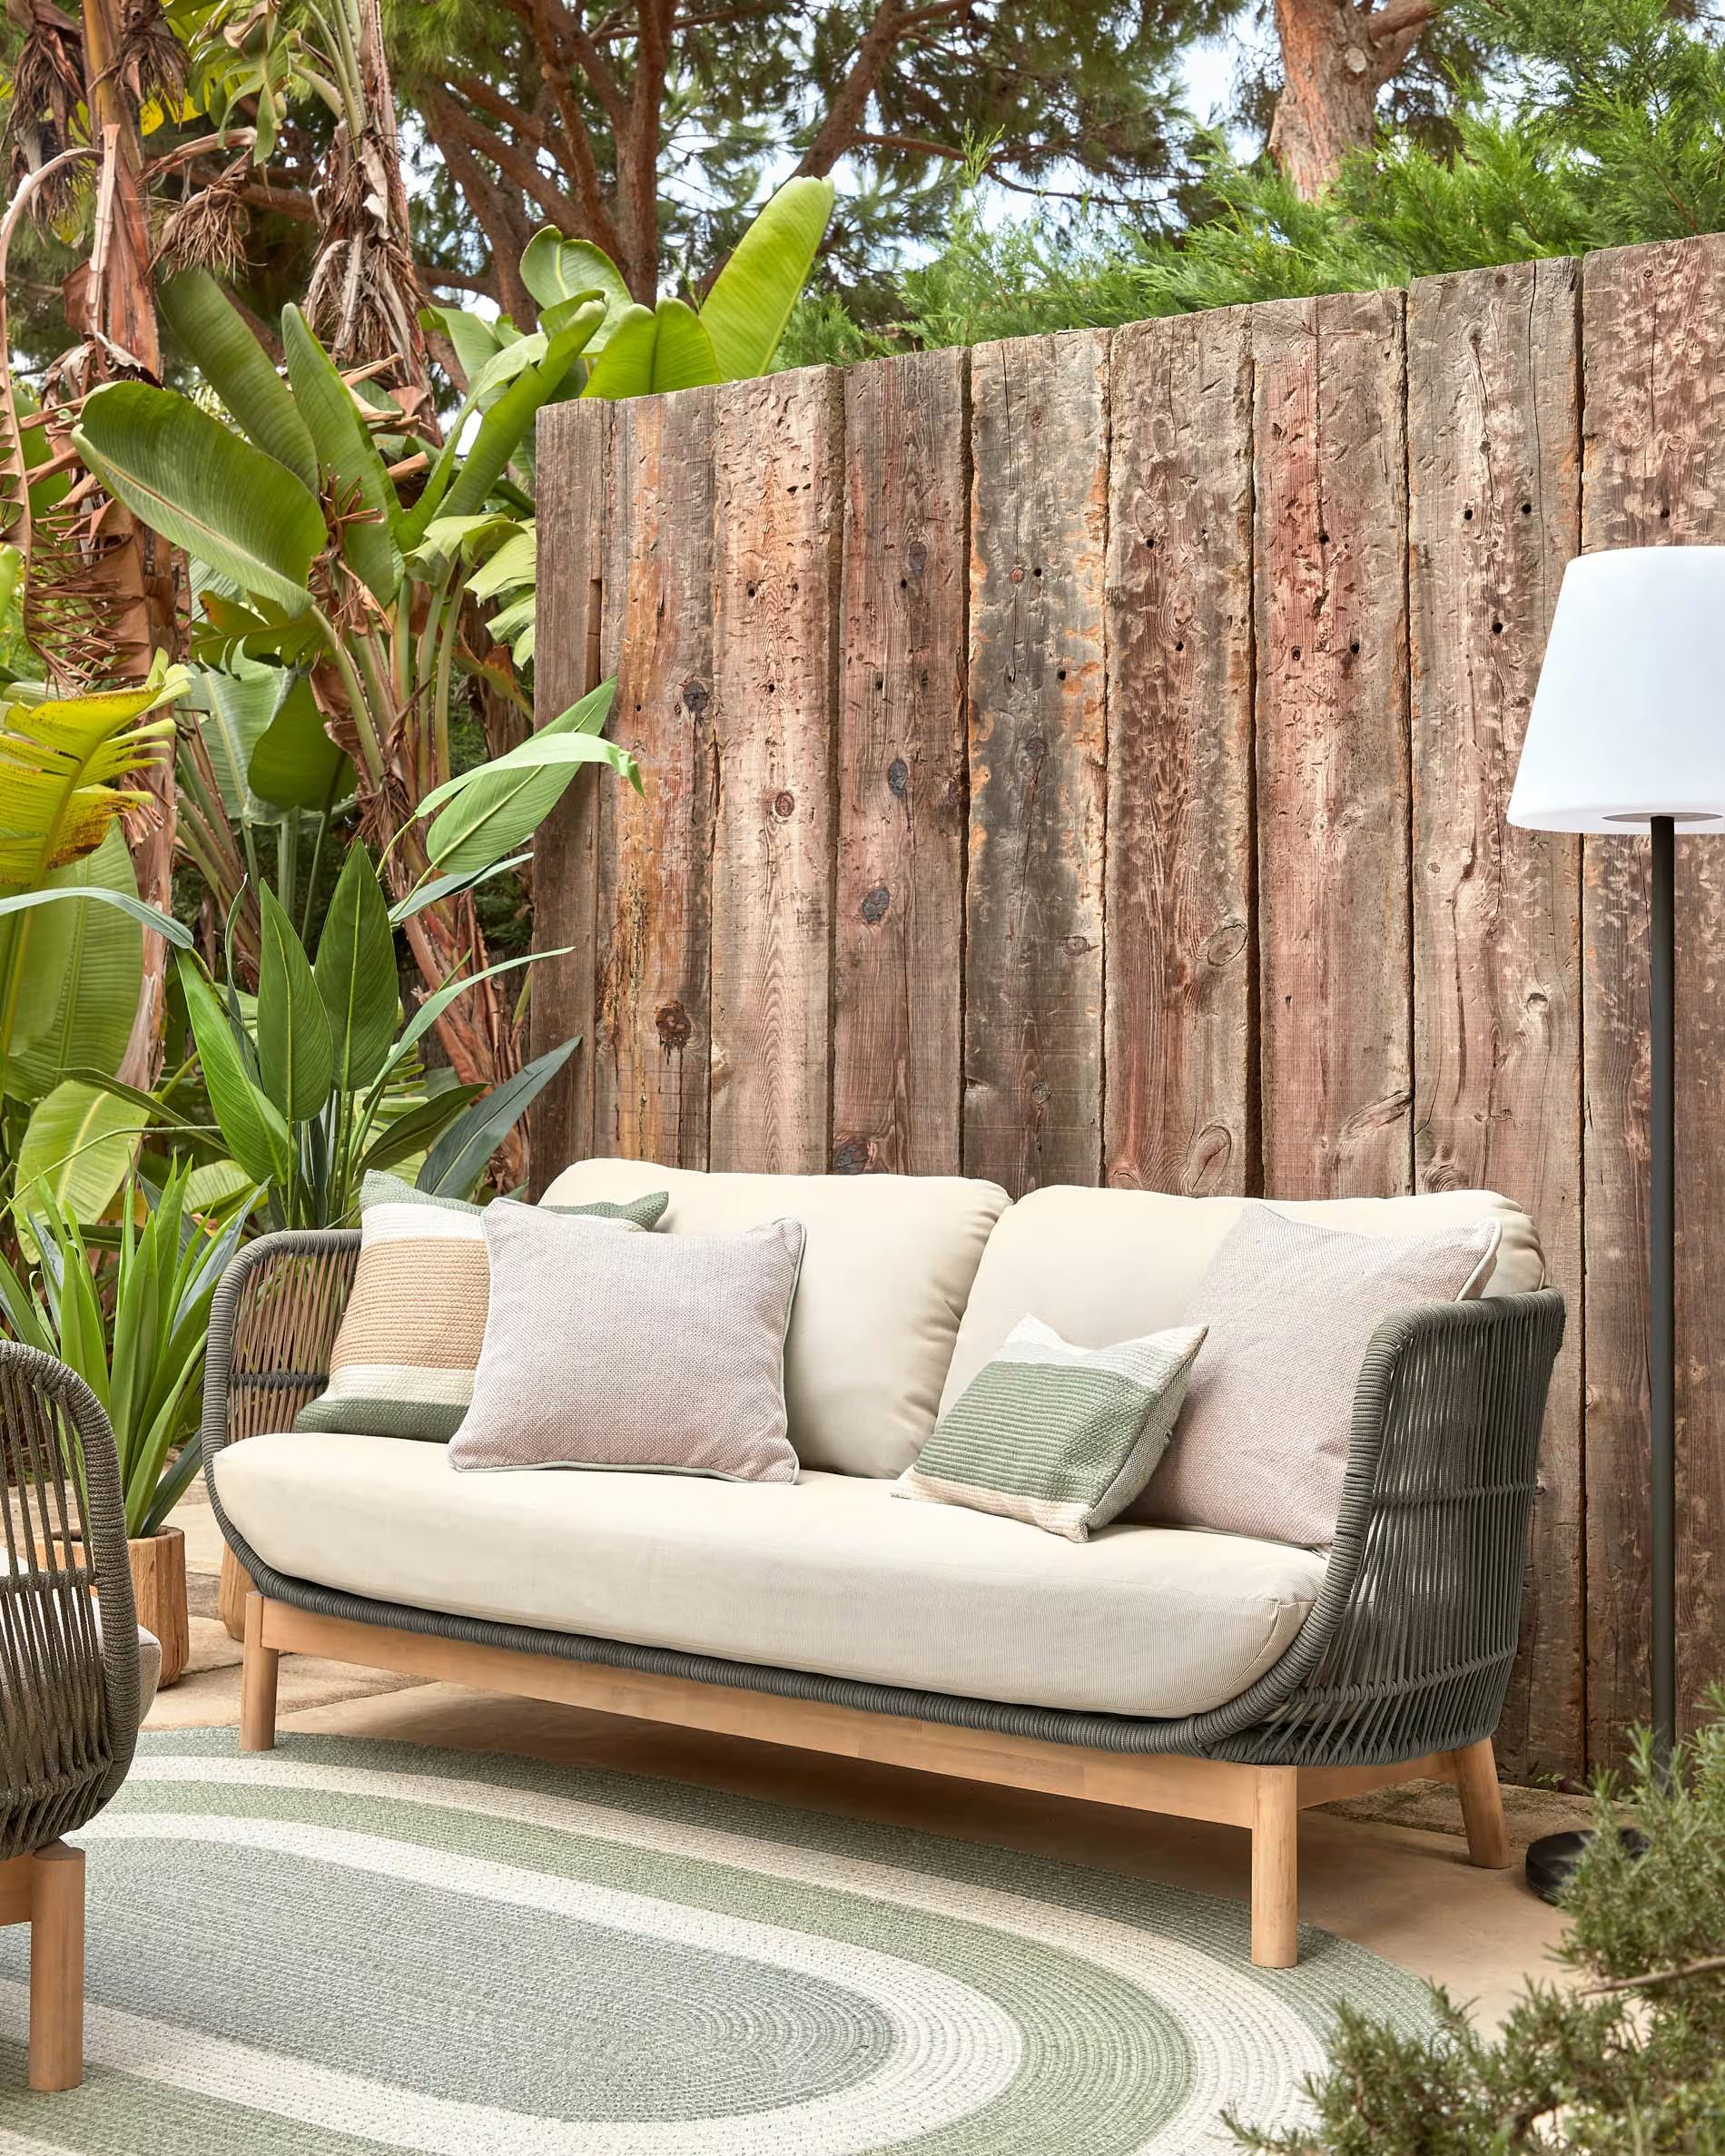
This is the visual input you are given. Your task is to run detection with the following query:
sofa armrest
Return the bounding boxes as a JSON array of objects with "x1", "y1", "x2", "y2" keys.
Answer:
[
  {"x1": 200, "y1": 1231, "x2": 361, "y2": 1475},
  {"x1": 1200, "y1": 1287, "x2": 1566, "y2": 1767}
]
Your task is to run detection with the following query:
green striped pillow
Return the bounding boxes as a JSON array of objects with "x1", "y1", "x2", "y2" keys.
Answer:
[
  {"x1": 293, "y1": 1174, "x2": 668, "y2": 1442},
  {"x1": 894, "y1": 1316, "x2": 1207, "y2": 1542}
]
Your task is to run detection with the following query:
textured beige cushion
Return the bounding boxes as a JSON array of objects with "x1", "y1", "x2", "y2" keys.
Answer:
[
  {"x1": 213, "y1": 1431, "x2": 1327, "y2": 1719},
  {"x1": 541, "y1": 1159, "x2": 1011, "y2": 1477},
  {"x1": 943, "y1": 1185, "x2": 1543, "y2": 1414},
  {"x1": 449, "y1": 1205, "x2": 803, "y2": 1483},
  {"x1": 1140, "y1": 1204, "x2": 1502, "y2": 1547}
]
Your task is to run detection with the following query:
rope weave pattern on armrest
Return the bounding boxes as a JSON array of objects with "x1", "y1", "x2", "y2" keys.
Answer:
[
  {"x1": 0, "y1": 1343, "x2": 141, "y2": 1854},
  {"x1": 201, "y1": 1232, "x2": 361, "y2": 1465}
]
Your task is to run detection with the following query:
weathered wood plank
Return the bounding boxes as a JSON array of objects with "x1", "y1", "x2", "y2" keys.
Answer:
[
  {"x1": 965, "y1": 330, "x2": 1109, "y2": 1195},
  {"x1": 1104, "y1": 308, "x2": 1255, "y2": 1197},
  {"x1": 594, "y1": 389, "x2": 717, "y2": 1169},
  {"x1": 528, "y1": 399, "x2": 610, "y2": 1195},
  {"x1": 1581, "y1": 234, "x2": 1725, "y2": 1759},
  {"x1": 708, "y1": 369, "x2": 843, "y2": 1174},
  {"x1": 1255, "y1": 291, "x2": 1412, "y2": 1199},
  {"x1": 833, "y1": 350, "x2": 969, "y2": 1176},
  {"x1": 1408, "y1": 259, "x2": 1583, "y2": 1784}
]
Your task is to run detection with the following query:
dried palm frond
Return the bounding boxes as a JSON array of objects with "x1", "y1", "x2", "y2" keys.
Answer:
[
  {"x1": 154, "y1": 158, "x2": 250, "y2": 279},
  {"x1": 3, "y1": 0, "x2": 86, "y2": 217},
  {"x1": 304, "y1": 125, "x2": 425, "y2": 377},
  {"x1": 111, "y1": 0, "x2": 186, "y2": 115}
]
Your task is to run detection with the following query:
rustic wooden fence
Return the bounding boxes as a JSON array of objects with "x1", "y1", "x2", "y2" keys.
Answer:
[{"x1": 529, "y1": 231, "x2": 1725, "y2": 1787}]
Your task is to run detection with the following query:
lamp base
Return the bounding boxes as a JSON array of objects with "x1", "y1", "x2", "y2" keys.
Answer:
[{"x1": 1524, "y1": 1826, "x2": 1650, "y2": 1906}]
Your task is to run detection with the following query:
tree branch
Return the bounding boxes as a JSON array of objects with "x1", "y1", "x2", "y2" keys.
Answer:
[
  {"x1": 424, "y1": 93, "x2": 538, "y2": 319},
  {"x1": 527, "y1": 0, "x2": 629, "y2": 261},
  {"x1": 793, "y1": 0, "x2": 917, "y2": 178},
  {"x1": 1582, "y1": 1954, "x2": 1725, "y2": 1998},
  {"x1": 429, "y1": 92, "x2": 584, "y2": 237},
  {"x1": 534, "y1": 0, "x2": 632, "y2": 135},
  {"x1": 1363, "y1": 0, "x2": 1434, "y2": 43}
]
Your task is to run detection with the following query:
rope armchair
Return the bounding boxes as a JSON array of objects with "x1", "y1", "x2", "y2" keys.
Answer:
[{"x1": 0, "y1": 1340, "x2": 146, "y2": 2091}]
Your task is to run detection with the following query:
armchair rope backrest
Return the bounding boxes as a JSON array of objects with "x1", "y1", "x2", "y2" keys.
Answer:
[{"x1": 0, "y1": 1342, "x2": 141, "y2": 1857}]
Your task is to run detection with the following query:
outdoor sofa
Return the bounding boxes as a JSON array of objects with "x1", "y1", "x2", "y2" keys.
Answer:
[{"x1": 202, "y1": 1167, "x2": 1564, "y2": 1967}]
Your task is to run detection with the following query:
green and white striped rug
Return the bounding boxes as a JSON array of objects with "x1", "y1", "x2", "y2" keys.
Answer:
[{"x1": 0, "y1": 1731, "x2": 1438, "y2": 2153}]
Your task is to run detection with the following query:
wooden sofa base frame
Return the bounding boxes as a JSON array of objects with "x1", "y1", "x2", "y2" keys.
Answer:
[
  {"x1": 0, "y1": 1842, "x2": 84, "y2": 2091},
  {"x1": 241, "y1": 1594, "x2": 1513, "y2": 1968}
]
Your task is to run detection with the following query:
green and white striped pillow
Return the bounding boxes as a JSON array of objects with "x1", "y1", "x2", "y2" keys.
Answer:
[
  {"x1": 894, "y1": 1315, "x2": 1208, "y2": 1542},
  {"x1": 293, "y1": 1173, "x2": 667, "y2": 1442}
]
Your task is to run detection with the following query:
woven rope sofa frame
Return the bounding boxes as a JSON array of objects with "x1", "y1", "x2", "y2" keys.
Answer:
[
  {"x1": 202, "y1": 1230, "x2": 1565, "y2": 1967},
  {"x1": 0, "y1": 1340, "x2": 143, "y2": 2089}
]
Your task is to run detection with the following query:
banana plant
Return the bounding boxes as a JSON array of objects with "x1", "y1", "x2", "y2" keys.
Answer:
[
  {"x1": 85, "y1": 838, "x2": 585, "y2": 1231},
  {"x1": 420, "y1": 175, "x2": 837, "y2": 672},
  {"x1": 0, "y1": 656, "x2": 195, "y2": 1219},
  {"x1": 72, "y1": 279, "x2": 638, "y2": 1186}
]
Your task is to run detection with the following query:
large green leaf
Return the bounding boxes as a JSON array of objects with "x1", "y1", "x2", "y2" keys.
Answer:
[
  {"x1": 249, "y1": 676, "x2": 351, "y2": 812},
  {"x1": 357, "y1": 1080, "x2": 485, "y2": 1178},
  {"x1": 432, "y1": 302, "x2": 605, "y2": 529},
  {"x1": 15, "y1": 1079, "x2": 137, "y2": 1222},
  {"x1": 417, "y1": 1037, "x2": 579, "y2": 1199},
  {"x1": 177, "y1": 954, "x2": 292, "y2": 1186},
  {"x1": 699, "y1": 177, "x2": 835, "y2": 380},
  {"x1": 256, "y1": 882, "x2": 332, "y2": 1122},
  {"x1": 189, "y1": 659, "x2": 287, "y2": 822},
  {"x1": 0, "y1": 884, "x2": 192, "y2": 946},
  {"x1": 4, "y1": 829, "x2": 143, "y2": 1104},
  {"x1": 159, "y1": 270, "x2": 320, "y2": 493},
  {"x1": 579, "y1": 305, "x2": 658, "y2": 399},
  {"x1": 419, "y1": 684, "x2": 641, "y2": 880},
  {"x1": 649, "y1": 298, "x2": 723, "y2": 393},
  {"x1": 314, "y1": 846, "x2": 399, "y2": 1092},
  {"x1": 74, "y1": 384, "x2": 325, "y2": 617},
  {"x1": 518, "y1": 231, "x2": 635, "y2": 350},
  {"x1": 420, "y1": 304, "x2": 506, "y2": 395},
  {"x1": 281, "y1": 307, "x2": 402, "y2": 605}
]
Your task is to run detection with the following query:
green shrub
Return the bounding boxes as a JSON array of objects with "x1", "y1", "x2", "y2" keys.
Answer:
[{"x1": 1230, "y1": 1714, "x2": 1725, "y2": 2154}]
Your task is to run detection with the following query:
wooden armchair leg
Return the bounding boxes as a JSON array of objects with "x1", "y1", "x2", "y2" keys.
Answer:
[
  {"x1": 1251, "y1": 1767, "x2": 1299, "y2": 1968},
  {"x1": 240, "y1": 1593, "x2": 280, "y2": 1753},
  {"x1": 28, "y1": 1843, "x2": 84, "y2": 2092},
  {"x1": 1452, "y1": 1738, "x2": 1512, "y2": 1868}
]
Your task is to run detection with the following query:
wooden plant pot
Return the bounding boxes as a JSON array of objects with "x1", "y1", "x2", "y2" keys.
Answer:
[{"x1": 128, "y1": 1528, "x2": 188, "y2": 1689}]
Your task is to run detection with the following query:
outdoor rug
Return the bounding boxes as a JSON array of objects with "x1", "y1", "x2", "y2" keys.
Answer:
[{"x1": 0, "y1": 1730, "x2": 1440, "y2": 2154}]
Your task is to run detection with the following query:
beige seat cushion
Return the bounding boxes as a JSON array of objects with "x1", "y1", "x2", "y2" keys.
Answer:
[
  {"x1": 540, "y1": 1160, "x2": 1010, "y2": 1478},
  {"x1": 943, "y1": 1186, "x2": 1544, "y2": 1414},
  {"x1": 213, "y1": 1431, "x2": 1327, "y2": 1720}
]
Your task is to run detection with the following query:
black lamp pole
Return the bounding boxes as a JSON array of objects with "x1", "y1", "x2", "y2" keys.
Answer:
[
  {"x1": 1649, "y1": 814, "x2": 1676, "y2": 1768},
  {"x1": 1527, "y1": 813, "x2": 1679, "y2": 1899}
]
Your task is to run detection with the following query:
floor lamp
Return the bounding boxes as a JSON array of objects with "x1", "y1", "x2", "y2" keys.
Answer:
[{"x1": 1507, "y1": 545, "x2": 1725, "y2": 1899}]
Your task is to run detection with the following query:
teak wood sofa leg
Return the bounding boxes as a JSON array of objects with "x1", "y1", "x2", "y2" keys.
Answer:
[
  {"x1": 1451, "y1": 1738, "x2": 1512, "y2": 1869},
  {"x1": 1250, "y1": 1767, "x2": 1299, "y2": 1969},
  {"x1": 27, "y1": 1843, "x2": 84, "y2": 2092},
  {"x1": 240, "y1": 1592, "x2": 280, "y2": 1753}
]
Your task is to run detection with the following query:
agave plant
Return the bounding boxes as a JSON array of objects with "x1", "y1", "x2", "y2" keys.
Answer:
[
  {"x1": 0, "y1": 655, "x2": 194, "y2": 1220},
  {"x1": 0, "y1": 1162, "x2": 248, "y2": 1538}
]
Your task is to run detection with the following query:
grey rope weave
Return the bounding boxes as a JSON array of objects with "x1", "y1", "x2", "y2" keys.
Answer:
[
  {"x1": 0, "y1": 1342, "x2": 142, "y2": 1858},
  {"x1": 202, "y1": 1232, "x2": 1563, "y2": 1770}
]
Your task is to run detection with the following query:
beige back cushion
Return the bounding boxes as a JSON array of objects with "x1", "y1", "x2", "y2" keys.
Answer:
[
  {"x1": 942, "y1": 1186, "x2": 1544, "y2": 1416},
  {"x1": 540, "y1": 1160, "x2": 1011, "y2": 1477}
]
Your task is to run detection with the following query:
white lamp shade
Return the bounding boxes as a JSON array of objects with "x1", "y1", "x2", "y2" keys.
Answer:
[{"x1": 1508, "y1": 546, "x2": 1725, "y2": 833}]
